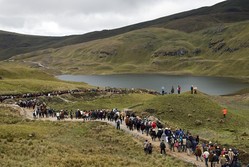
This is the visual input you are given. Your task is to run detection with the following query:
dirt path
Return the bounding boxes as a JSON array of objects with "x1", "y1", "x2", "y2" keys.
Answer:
[{"x1": 4, "y1": 104, "x2": 206, "y2": 167}]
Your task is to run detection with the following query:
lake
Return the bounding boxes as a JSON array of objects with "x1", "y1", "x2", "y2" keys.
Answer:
[{"x1": 57, "y1": 74, "x2": 249, "y2": 95}]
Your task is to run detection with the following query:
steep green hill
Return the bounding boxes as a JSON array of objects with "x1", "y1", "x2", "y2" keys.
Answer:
[
  {"x1": 1, "y1": 0, "x2": 249, "y2": 61},
  {"x1": 12, "y1": 21, "x2": 249, "y2": 78}
]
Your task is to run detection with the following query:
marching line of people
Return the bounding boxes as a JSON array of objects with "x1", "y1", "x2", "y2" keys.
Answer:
[{"x1": 14, "y1": 97, "x2": 241, "y2": 167}]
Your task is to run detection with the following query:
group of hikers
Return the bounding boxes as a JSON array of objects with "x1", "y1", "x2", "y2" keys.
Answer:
[
  {"x1": 161, "y1": 85, "x2": 198, "y2": 95},
  {"x1": 15, "y1": 99, "x2": 240, "y2": 167},
  {"x1": 121, "y1": 112, "x2": 240, "y2": 167},
  {"x1": 1, "y1": 86, "x2": 241, "y2": 167},
  {"x1": 0, "y1": 87, "x2": 159, "y2": 103},
  {"x1": 161, "y1": 85, "x2": 182, "y2": 95}
]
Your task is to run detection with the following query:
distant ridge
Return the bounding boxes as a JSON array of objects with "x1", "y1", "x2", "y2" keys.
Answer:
[{"x1": 0, "y1": 0, "x2": 249, "y2": 60}]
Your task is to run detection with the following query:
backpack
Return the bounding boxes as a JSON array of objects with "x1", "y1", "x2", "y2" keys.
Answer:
[{"x1": 203, "y1": 154, "x2": 206, "y2": 158}]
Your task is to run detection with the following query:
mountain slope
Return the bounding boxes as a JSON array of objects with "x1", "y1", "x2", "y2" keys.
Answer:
[
  {"x1": 12, "y1": 20, "x2": 249, "y2": 78},
  {"x1": 1, "y1": 0, "x2": 249, "y2": 60}
]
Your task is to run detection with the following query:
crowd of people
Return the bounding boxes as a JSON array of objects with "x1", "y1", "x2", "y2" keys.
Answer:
[
  {"x1": 0, "y1": 87, "x2": 242, "y2": 167},
  {"x1": 122, "y1": 113, "x2": 240, "y2": 167},
  {"x1": 0, "y1": 87, "x2": 160, "y2": 103},
  {"x1": 14, "y1": 99, "x2": 241, "y2": 167}
]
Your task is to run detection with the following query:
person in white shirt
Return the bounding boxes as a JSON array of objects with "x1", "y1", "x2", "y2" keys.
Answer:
[{"x1": 202, "y1": 150, "x2": 210, "y2": 167}]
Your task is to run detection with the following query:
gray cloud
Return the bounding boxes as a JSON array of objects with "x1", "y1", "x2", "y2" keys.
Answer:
[{"x1": 0, "y1": 0, "x2": 225, "y2": 36}]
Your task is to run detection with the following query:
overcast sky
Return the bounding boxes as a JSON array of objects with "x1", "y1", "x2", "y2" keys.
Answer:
[{"x1": 0, "y1": 0, "x2": 225, "y2": 36}]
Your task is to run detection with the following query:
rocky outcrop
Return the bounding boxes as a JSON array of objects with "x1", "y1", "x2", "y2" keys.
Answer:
[
  {"x1": 224, "y1": 47, "x2": 239, "y2": 53},
  {"x1": 209, "y1": 38, "x2": 245, "y2": 53},
  {"x1": 192, "y1": 48, "x2": 201, "y2": 55},
  {"x1": 153, "y1": 48, "x2": 189, "y2": 57},
  {"x1": 91, "y1": 48, "x2": 117, "y2": 58},
  {"x1": 209, "y1": 39, "x2": 224, "y2": 48},
  {"x1": 209, "y1": 39, "x2": 227, "y2": 52}
]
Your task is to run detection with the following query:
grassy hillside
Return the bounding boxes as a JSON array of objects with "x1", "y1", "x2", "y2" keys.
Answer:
[
  {"x1": 1, "y1": 0, "x2": 249, "y2": 60},
  {"x1": 0, "y1": 106, "x2": 189, "y2": 167},
  {"x1": 28, "y1": 91, "x2": 249, "y2": 165},
  {"x1": 34, "y1": 92, "x2": 249, "y2": 154},
  {"x1": 12, "y1": 21, "x2": 249, "y2": 79},
  {"x1": 0, "y1": 62, "x2": 90, "y2": 95}
]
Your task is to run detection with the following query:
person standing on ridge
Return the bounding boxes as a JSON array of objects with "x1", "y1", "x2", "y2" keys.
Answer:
[
  {"x1": 191, "y1": 85, "x2": 194, "y2": 94},
  {"x1": 161, "y1": 86, "x2": 165, "y2": 95},
  {"x1": 171, "y1": 86, "x2": 175, "y2": 94},
  {"x1": 177, "y1": 85, "x2": 181, "y2": 94}
]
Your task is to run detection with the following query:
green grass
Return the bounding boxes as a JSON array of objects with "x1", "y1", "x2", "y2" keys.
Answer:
[
  {"x1": 9, "y1": 21, "x2": 249, "y2": 81},
  {"x1": 0, "y1": 106, "x2": 190, "y2": 167},
  {"x1": 0, "y1": 62, "x2": 91, "y2": 95},
  {"x1": 0, "y1": 79, "x2": 89, "y2": 95},
  {"x1": 41, "y1": 93, "x2": 155, "y2": 111}
]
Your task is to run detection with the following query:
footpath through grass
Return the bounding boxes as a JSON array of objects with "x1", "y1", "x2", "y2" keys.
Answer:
[
  {"x1": 0, "y1": 106, "x2": 190, "y2": 167},
  {"x1": 35, "y1": 92, "x2": 249, "y2": 153},
  {"x1": 37, "y1": 91, "x2": 249, "y2": 162}
]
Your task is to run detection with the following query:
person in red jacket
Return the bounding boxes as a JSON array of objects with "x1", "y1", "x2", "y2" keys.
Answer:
[
  {"x1": 151, "y1": 121, "x2": 156, "y2": 129},
  {"x1": 222, "y1": 108, "x2": 227, "y2": 118}
]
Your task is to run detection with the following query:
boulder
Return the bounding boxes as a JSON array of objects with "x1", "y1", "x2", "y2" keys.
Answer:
[
  {"x1": 195, "y1": 120, "x2": 202, "y2": 126},
  {"x1": 188, "y1": 114, "x2": 192, "y2": 118},
  {"x1": 148, "y1": 115, "x2": 158, "y2": 122}
]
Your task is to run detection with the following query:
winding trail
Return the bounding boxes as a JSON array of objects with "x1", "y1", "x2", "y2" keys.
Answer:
[{"x1": 2, "y1": 104, "x2": 206, "y2": 167}]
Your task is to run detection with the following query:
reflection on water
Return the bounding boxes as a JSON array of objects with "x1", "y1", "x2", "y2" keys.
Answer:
[{"x1": 57, "y1": 74, "x2": 249, "y2": 95}]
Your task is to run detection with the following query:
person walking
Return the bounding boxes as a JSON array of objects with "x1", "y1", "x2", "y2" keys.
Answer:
[
  {"x1": 222, "y1": 108, "x2": 227, "y2": 118},
  {"x1": 144, "y1": 140, "x2": 149, "y2": 154},
  {"x1": 160, "y1": 140, "x2": 166, "y2": 155},
  {"x1": 148, "y1": 143, "x2": 153, "y2": 154},
  {"x1": 195, "y1": 145, "x2": 203, "y2": 161},
  {"x1": 116, "y1": 118, "x2": 121, "y2": 130},
  {"x1": 202, "y1": 150, "x2": 210, "y2": 167}
]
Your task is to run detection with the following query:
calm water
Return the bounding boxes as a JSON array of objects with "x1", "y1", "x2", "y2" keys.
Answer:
[{"x1": 57, "y1": 74, "x2": 249, "y2": 95}]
